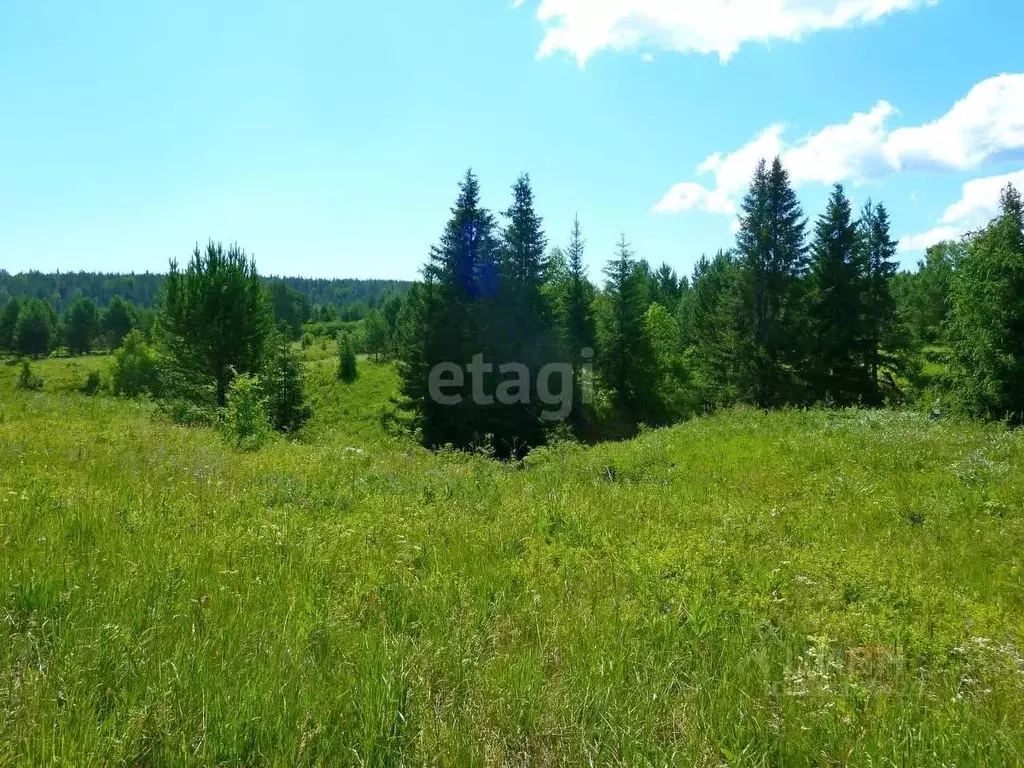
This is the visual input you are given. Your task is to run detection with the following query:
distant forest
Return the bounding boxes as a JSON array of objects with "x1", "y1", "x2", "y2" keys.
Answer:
[{"x1": 0, "y1": 270, "x2": 411, "y2": 318}]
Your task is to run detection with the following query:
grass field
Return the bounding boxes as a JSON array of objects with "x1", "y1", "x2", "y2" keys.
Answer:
[{"x1": 1, "y1": 352, "x2": 1023, "y2": 765}]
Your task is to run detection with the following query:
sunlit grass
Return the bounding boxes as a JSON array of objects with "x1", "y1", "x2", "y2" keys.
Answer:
[{"x1": 1, "y1": 354, "x2": 1022, "y2": 765}]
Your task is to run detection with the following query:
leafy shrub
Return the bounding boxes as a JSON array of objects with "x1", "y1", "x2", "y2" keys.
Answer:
[
  {"x1": 224, "y1": 373, "x2": 272, "y2": 450},
  {"x1": 82, "y1": 370, "x2": 102, "y2": 395},
  {"x1": 111, "y1": 330, "x2": 160, "y2": 397},
  {"x1": 337, "y1": 332, "x2": 358, "y2": 382},
  {"x1": 16, "y1": 360, "x2": 43, "y2": 391}
]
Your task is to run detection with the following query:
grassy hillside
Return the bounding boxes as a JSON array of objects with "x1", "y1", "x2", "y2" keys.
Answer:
[{"x1": 1, "y1": 354, "x2": 1023, "y2": 765}]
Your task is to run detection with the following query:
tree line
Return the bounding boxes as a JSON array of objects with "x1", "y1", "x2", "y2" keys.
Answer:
[{"x1": 394, "y1": 160, "x2": 1024, "y2": 457}]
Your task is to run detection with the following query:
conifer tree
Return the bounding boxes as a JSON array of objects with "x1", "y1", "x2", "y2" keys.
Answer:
[
  {"x1": 13, "y1": 298, "x2": 55, "y2": 358},
  {"x1": 100, "y1": 296, "x2": 136, "y2": 349},
  {"x1": 65, "y1": 297, "x2": 99, "y2": 356},
  {"x1": 598, "y1": 235, "x2": 657, "y2": 421},
  {"x1": 363, "y1": 309, "x2": 388, "y2": 362},
  {"x1": 158, "y1": 241, "x2": 273, "y2": 407},
  {"x1": 734, "y1": 157, "x2": 808, "y2": 406},
  {"x1": 947, "y1": 184, "x2": 1024, "y2": 423},
  {"x1": 398, "y1": 170, "x2": 500, "y2": 450},
  {"x1": 562, "y1": 216, "x2": 596, "y2": 430},
  {"x1": 337, "y1": 332, "x2": 358, "y2": 383},
  {"x1": 263, "y1": 326, "x2": 312, "y2": 432},
  {"x1": 858, "y1": 200, "x2": 901, "y2": 397},
  {"x1": 806, "y1": 184, "x2": 870, "y2": 405},
  {"x1": 0, "y1": 297, "x2": 21, "y2": 351}
]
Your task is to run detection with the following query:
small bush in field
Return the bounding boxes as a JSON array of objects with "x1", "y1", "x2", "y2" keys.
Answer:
[
  {"x1": 224, "y1": 373, "x2": 272, "y2": 450},
  {"x1": 16, "y1": 359, "x2": 43, "y2": 390},
  {"x1": 112, "y1": 330, "x2": 160, "y2": 397},
  {"x1": 82, "y1": 370, "x2": 102, "y2": 395}
]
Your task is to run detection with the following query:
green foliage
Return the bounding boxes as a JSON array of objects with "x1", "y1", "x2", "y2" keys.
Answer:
[
  {"x1": 100, "y1": 295, "x2": 136, "y2": 349},
  {"x1": 82, "y1": 369, "x2": 103, "y2": 395},
  {"x1": 806, "y1": 184, "x2": 871, "y2": 405},
  {"x1": 267, "y1": 278, "x2": 311, "y2": 340},
  {"x1": 300, "y1": 331, "x2": 314, "y2": 350},
  {"x1": 223, "y1": 372, "x2": 272, "y2": 450},
  {"x1": 13, "y1": 298, "x2": 55, "y2": 358},
  {"x1": 111, "y1": 329, "x2": 160, "y2": 398},
  {"x1": 337, "y1": 332, "x2": 358, "y2": 382},
  {"x1": 159, "y1": 241, "x2": 273, "y2": 407},
  {"x1": 64, "y1": 297, "x2": 99, "y2": 356},
  {"x1": 0, "y1": 297, "x2": 20, "y2": 351},
  {"x1": 363, "y1": 309, "x2": 388, "y2": 361},
  {"x1": 16, "y1": 359, "x2": 43, "y2": 390},
  {"x1": 261, "y1": 329, "x2": 312, "y2": 433},
  {"x1": 946, "y1": 184, "x2": 1024, "y2": 424}
]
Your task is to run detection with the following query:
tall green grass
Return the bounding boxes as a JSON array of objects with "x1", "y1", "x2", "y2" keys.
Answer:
[{"x1": 1, "y1": 353, "x2": 1022, "y2": 765}]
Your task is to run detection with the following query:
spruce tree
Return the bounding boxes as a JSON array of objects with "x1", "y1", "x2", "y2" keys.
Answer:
[
  {"x1": 598, "y1": 235, "x2": 657, "y2": 422},
  {"x1": 858, "y1": 200, "x2": 901, "y2": 399},
  {"x1": 806, "y1": 184, "x2": 870, "y2": 405},
  {"x1": 398, "y1": 170, "x2": 499, "y2": 450},
  {"x1": 158, "y1": 242, "x2": 273, "y2": 407},
  {"x1": 947, "y1": 184, "x2": 1024, "y2": 423},
  {"x1": 262, "y1": 326, "x2": 312, "y2": 432},
  {"x1": 734, "y1": 157, "x2": 808, "y2": 406},
  {"x1": 562, "y1": 216, "x2": 596, "y2": 431},
  {"x1": 337, "y1": 332, "x2": 358, "y2": 383}
]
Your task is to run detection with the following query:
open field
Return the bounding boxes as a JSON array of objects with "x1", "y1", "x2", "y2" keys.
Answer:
[{"x1": 1, "y1": 353, "x2": 1023, "y2": 765}]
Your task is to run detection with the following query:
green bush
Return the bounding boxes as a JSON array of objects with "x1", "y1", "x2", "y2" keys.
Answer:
[
  {"x1": 82, "y1": 370, "x2": 102, "y2": 395},
  {"x1": 111, "y1": 330, "x2": 160, "y2": 397},
  {"x1": 16, "y1": 360, "x2": 43, "y2": 391},
  {"x1": 224, "y1": 373, "x2": 272, "y2": 450}
]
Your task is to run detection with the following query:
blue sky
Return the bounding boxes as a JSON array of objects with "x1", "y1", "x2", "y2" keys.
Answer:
[{"x1": 1, "y1": 0, "x2": 1022, "y2": 280}]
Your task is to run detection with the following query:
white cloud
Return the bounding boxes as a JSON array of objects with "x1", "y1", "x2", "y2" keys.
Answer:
[
  {"x1": 898, "y1": 168, "x2": 1024, "y2": 251},
  {"x1": 521, "y1": 0, "x2": 934, "y2": 65},
  {"x1": 653, "y1": 73, "x2": 1024, "y2": 217}
]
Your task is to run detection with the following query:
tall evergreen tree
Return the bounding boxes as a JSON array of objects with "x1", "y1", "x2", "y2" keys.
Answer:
[
  {"x1": 65, "y1": 297, "x2": 99, "y2": 356},
  {"x1": 159, "y1": 242, "x2": 273, "y2": 407},
  {"x1": 598, "y1": 235, "x2": 657, "y2": 422},
  {"x1": 858, "y1": 200, "x2": 901, "y2": 397},
  {"x1": 561, "y1": 216, "x2": 596, "y2": 430},
  {"x1": 947, "y1": 184, "x2": 1024, "y2": 423},
  {"x1": 337, "y1": 332, "x2": 358, "y2": 382},
  {"x1": 397, "y1": 170, "x2": 499, "y2": 449},
  {"x1": 806, "y1": 184, "x2": 870, "y2": 405},
  {"x1": 734, "y1": 157, "x2": 808, "y2": 406}
]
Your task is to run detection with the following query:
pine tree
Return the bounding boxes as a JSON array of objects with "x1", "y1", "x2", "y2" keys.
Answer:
[
  {"x1": 337, "y1": 332, "x2": 358, "y2": 383},
  {"x1": 652, "y1": 263, "x2": 682, "y2": 309},
  {"x1": 100, "y1": 296, "x2": 136, "y2": 349},
  {"x1": 363, "y1": 310, "x2": 388, "y2": 362},
  {"x1": 947, "y1": 184, "x2": 1024, "y2": 423},
  {"x1": 13, "y1": 298, "x2": 55, "y2": 358},
  {"x1": 65, "y1": 297, "x2": 99, "y2": 356},
  {"x1": 806, "y1": 184, "x2": 870, "y2": 405},
  {"x1": 158, "y1": 242, "x2": 273, "y2": 407},
  {"x1": 734, "y1": 157, "x2": 808, "y2": 406}
]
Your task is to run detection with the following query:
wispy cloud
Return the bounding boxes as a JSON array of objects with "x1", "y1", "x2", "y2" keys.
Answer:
[{"x1": 517, "y1": 0, "x2": 936, "y2": 66}]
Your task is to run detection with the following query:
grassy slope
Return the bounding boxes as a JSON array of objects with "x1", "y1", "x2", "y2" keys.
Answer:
[{"x1": 1, "y1": 353, "x2": 1023, "y2": 766}]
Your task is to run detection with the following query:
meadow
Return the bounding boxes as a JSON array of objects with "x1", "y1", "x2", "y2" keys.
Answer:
[{"x1": 1, "y1": 350, "x2": 1023, "y2": 766}]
